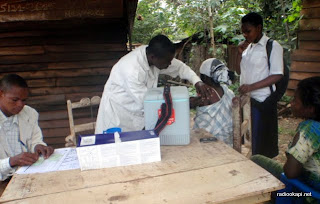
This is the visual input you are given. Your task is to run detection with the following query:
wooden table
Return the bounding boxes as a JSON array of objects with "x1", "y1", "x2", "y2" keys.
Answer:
[{"x1": 0, "y1": 130, "x2": 284, "y2": 204}]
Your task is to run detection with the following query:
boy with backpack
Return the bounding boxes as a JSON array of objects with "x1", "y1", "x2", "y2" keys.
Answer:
[{"x1": 235, "y1": 12, "x2": 288, "y2": 158}]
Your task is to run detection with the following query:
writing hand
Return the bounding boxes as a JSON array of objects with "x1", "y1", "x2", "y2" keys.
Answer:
[
  {"x1": 9, "y1": 152, "x2": 39, "y2": 167},
  {"x1": 35, "y1": 144, "x2": 54, "y2": 159}
]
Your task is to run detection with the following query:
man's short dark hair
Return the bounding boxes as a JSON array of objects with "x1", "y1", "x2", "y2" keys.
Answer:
[
  {"x1": 242, "y1": 12, "x2": 263, "y2": 27},
  {"x1": 146, "y1": 35, "x2": 176, "y2": 58},
  {"x1": 0, "y1": 74, "x2": 28, "y2": 92}
]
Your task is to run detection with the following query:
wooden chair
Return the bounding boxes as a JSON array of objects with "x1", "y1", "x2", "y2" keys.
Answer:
[
  {"x1": 232, "y1": 93, "x2": 252, "y2": 157},
  {"x1": 65, "y1": 96, "x2": 101, "y2": 147}
]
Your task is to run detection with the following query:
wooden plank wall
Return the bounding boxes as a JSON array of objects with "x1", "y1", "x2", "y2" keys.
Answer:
[
  {"x1": 0, "y1": 19, "x2": 128, "y2": 148},
  {"x1": 288, "y1": 0, "x2": 320, "y2": 96}
]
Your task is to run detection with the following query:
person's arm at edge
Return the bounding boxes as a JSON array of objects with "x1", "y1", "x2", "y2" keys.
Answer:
[
  {"x1": 161, "y1": 59, "x2": 217, "y2": 100},
  {"x1": 235, "y1": 51, "x2": 242, "y2": 75},
  {"x1": 283, "y1": 132, "x2": 303, "y2": 179},
  {"x1": 0, "y1": 158, "x2": 14, "y2": 181},
  {"x1": 28, "y1": 109, "x2": 54, "y2": 159},
  {"x1": 235, "y1": 40, "x2": 250, "y2": 75},
  {"x1": 239, "y1": 74, "x2": 282, "y2": 94}
]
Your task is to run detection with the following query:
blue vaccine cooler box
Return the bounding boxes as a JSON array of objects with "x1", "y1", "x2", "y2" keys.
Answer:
[{"x1": 144, "y1": 86, "x2": 190, "y2": 145}]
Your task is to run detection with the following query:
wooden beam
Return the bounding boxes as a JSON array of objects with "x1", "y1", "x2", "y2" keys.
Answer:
[
  {"x1": 0, "y1": 33, "x2": 127, "y2": 47},
  {"x1": 0, "y1": 46, "x2": 44, "y2": 56},
  {"x1": 43, "y1": 44, "x2": 127, "y2": 53},
  {"x1": 27, "y1": 94, "x2": 66, "y2": 106},
  {"x1": 232, "y1": 97, "x2": 241, "y2": 153},
  {"x1": 303, "y1": 0, "x2": 320, "y2": 8},
  {"x1": 27, "y1": 76, "x2": 107, "y2": 88},
  {"x1": 291, "y1": 61, "x2": 320, "y2": 72},
  {"x1": 290, "y1": 71, "x2": 320, "y2": 80},
  {"x1": 56, "y1": 76, "x2": 107, "y2": 87},
  {"x1": 0, "y1": 52, "x2": 126, "y2": 65},
  {"x1": 301, "y1": 7, "x2": 320, "y2": 18},
  {"x1": 39, "y1": 107, "x2": 98, "y2": 121},
  {"x1": 291, "y1": 50, "x2": 320, "y2": 62},
  {"x1": 0, "y1": 60, "x2": 118, "y2": 73},
  {"x1": 299, "y1": 41, "x2": 320, "y2": 51},
  {"x1": 32, "y1": 104, "x2": 67, "y2": 112},
  {"x1": 39, "y1": 117, "x2": 95, "y2": 129},
  {"x1": 42, "y1": 127, "x2": 70, "y2": 138},
  {"x1": 0, "y1": 1, "x2": 124, "y2": 22},
  {"x1": 27, "y1": 78, "x2": 56, "y2": 88},
  {"x1": 299, "y1": 19, "x2": 320, "y2": 31},
  {"x1": 43, "y1": 137, "x2": 67, "y2": 145},
  {"x1": 0, "y1": 44, "x2": 126, "y2": 56},
  {"x1": 0, "y1": 67, "x2": 111, "y2": 80},
  {"x1": 298, "y1": 31, "x2": 320, "y2": 41},
  {"x1": 30, "y1": 85, "x2": 104, "y2": 96}
]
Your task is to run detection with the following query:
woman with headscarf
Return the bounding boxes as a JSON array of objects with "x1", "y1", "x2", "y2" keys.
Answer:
[{"x1": 190, "y1": 58, "x2": 235, "y2": 146}]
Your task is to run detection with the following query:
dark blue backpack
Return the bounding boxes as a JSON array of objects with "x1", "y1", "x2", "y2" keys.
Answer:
[{"x1": 266, "y1": 39, "x2": 290, "y2": 102}]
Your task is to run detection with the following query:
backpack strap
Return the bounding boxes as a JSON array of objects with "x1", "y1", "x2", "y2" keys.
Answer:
[
  {"x1": 266, "y1": 38, "x2": 274, "y2": 93},
  {"x1": 154, "y1": 84, "x2": 173, "y2": 136}
]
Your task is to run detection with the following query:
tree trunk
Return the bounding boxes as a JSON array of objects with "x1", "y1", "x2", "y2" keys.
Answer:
[
  {"x1": 279, "y1": 0, "x2": 290, "y2": 41},
  {"x1": 208, "y1": 1, "x2": 215, "y2": 57}
]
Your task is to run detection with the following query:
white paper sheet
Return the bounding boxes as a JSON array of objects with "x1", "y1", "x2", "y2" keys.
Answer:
[
  {"x1": 77, "y1": 138, "x2": 161, "y2": 171},
  {"x1": 16, "y1": 147, "x2": 80, "y2": 174}
]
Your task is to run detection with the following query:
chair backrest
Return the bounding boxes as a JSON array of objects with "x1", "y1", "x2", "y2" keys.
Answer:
[
  {"x1": 232, "y1": 93, "x2": 252, "y2": 157},
  {"x1": 65, "y1": 96, "x2": 101, "y2": 147}
]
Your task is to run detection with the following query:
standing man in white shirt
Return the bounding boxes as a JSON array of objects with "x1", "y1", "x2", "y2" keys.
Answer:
[
  {"x1": 0, "y1": 74, "x2": 54, "y2": 182},
  {"x1": 96, "y1": 35, "x2": 214, "y2": 133},
  {"x1": 235, "y1": 12, "x2": 283, "y2": 158}
]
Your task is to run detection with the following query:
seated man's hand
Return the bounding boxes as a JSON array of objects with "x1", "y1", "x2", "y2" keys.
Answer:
[
  {"x1": 9, "y1": 152, "x2": 39, "y2": 167},
  {"x1": 35, "y1": 144, "x2": 54, "y2": 159},
  {"x1": 195, "y1": 82, "x2": 215, "y2": 102}
]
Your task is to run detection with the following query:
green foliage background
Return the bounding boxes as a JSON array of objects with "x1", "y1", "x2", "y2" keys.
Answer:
[
  {"x1": 132, "y1": 0, "x2": 302, "y2": 51},
  {"x1": 132, "y1": 0, "x2": 301, "y2": 102}
]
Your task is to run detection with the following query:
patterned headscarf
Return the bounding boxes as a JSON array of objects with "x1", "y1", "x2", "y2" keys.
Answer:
[{"x1": 199, "y1": 58, "x2": 232, "y2": 85}]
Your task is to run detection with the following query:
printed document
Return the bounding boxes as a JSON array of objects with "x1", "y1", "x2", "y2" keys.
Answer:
[
  {"x1": 77, "y1": 137, "x2": 161, "y2": 171},
  {"x1": 16, "y1": 147, "x2": 80, "y2": 174}
]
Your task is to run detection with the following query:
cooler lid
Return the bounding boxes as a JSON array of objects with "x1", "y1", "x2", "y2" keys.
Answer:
[{"x1": 144, "y1": 86, "x2": 189, "y2": 101}]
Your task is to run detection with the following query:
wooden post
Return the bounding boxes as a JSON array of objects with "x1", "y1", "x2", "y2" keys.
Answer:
[{"x1": 232, "y1": 97, "x2": 241, "y2": 152}]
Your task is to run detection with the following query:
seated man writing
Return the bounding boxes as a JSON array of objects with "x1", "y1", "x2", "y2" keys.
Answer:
[
  {"x1": 190, "y1": 58, "x2": 235, "y2": 146},
  {"x1": 0, "y1": 74, "x2": 54, "y2": 181}
]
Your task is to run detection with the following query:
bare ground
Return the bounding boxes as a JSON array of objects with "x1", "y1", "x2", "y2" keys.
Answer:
[{"x1": 273, "y1": 115, "x2": 302, "y2": 165}]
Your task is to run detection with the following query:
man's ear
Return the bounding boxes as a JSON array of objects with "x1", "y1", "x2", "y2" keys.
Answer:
[
  {"x1": 0, "y1": 89, "x2": 4, "y2": 98},
  {"x1": 147, "y1": 53, "x2": 156, "y2": 66},
  {"x1": 257, "y1": 24, "x2": 262, "y2": 33}
]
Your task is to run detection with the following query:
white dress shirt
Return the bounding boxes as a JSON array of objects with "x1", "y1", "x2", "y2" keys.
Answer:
[
  {"x1": 95, "y1": 45, "x2": 201, "y2": 133},
  {"x1": 0, "y1": 112, "x2": 22, "y2": 180},
  {"x1": 240, "y1": 34, "x2": 283, "y2": 102},
  {"x1": 0, "y1": 106, "x2": 46, "y2": 181}
]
